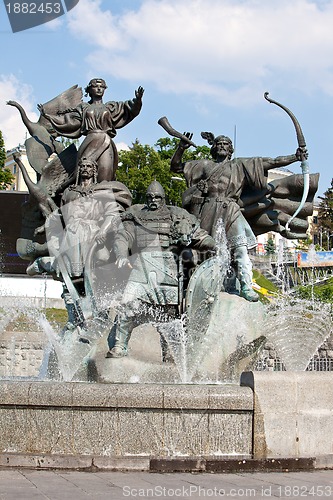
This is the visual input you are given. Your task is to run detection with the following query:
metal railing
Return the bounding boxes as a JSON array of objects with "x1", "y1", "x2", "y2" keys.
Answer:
[
  {"x1": 255, "y1": 356, "x2": 333, "y2": 372},
  {"x1": 306, "y1": 357, "x2": 333, "y2": 371}
]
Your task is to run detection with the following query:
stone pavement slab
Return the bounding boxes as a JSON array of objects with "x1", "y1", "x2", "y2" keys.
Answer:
[{"x1": 0, "y1": 469, "x2": 333, "y2": 499}]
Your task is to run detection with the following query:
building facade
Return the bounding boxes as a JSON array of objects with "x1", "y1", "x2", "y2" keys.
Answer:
[{"x1": 5, "y1": 145, "x2": 37, "y2": 192}]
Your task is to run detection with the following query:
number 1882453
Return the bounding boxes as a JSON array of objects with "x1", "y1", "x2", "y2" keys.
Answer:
[{"x1": 6, "y1": 3, "x2": 62, "y2": 14}]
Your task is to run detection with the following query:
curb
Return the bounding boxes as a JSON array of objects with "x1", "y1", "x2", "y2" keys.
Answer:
[{"x1": 0, "y1": 453, "x2": 318, "y2": 473}]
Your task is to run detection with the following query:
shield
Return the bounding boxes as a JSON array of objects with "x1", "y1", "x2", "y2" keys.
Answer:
[{"x1": 184, "y1": 257, "x2": 222, "y2": 374}]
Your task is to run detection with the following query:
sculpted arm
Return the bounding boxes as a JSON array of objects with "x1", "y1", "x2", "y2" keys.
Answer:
[
  {"x1": 95, "y1": 200, "x2": 126, "y2": 245},
  {"x1": 112, "y1": 86, "x2": 144, "y2": 128},
  {"x1": 191, "y1": 223, "x2": 216, "y2": 253},
  {"x1": 170, "y1": 132, "x2": 194, "y2": 173},
  {"x1": 262, "y1": 146, "x2": 308, "y2": 171},
  {"x1": 114, "y1": 220, "x2": 135, "y2": 268}
]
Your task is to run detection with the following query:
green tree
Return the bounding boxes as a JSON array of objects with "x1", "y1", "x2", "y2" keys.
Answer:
[
  {"x1": 295, "y1": 237, "x2": 313, "y2": 251},
  {"x1": 315, "y1": 179, "x2": 333, "y2": 250},
  {"x1": 116, "y1": 137, "x2": 211, "y2": 205},
  {"x1": 0, "y1": 131, "x2": 14, "y2": 190},
  {"x1": 116, "y1": 140, "x2": 182, "y2": 205},
  {"x1": 60, "y1": 137, "x2": 81, "y2": 150},
  {"x1": 318, "y1": 179, "x2": 333, "y2": 229},
  {"x1": 154, "y1": 137, "x2": 211, "y2": 162},
  {"x1": 264, "y1": 237, "x2": 276, "y2": 255}
]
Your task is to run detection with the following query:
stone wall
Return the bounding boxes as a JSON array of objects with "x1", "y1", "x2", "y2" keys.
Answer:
[
  {"x1": 0, "y1": 381, "x2": 253, "y2": 469},
  {"x1": 0, "y1": 332, "x2": 46, "y2": 378}
]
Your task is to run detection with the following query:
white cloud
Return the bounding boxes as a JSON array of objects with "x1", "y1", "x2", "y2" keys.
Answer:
[
  {"x1": 67, "y1": 0, "x2": 124, "y2": 50},
  {"x1": 0, "y1": 75, "x2": 38, "y2": 150},
  {"x1": 115, "y1": 142, "x2": 130, "y2": 151},
  {"x1": 66, "y1": 0, "x2": 333, "y2": 105}
]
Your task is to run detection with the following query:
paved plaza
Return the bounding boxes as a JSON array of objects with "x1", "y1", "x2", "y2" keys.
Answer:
[{"x1": 0, "y1": 468, "x2": 333, "y2": 499}]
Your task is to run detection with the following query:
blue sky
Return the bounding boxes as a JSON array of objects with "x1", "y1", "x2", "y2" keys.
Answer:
[{"x1": 0, "y1": 0, "x2": 332, "y2": 196}]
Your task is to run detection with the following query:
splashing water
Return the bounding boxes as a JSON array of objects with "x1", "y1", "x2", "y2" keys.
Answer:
[
  {"x1": 1, "y1": 221, "x2": 333, "y2": 383},
  {"x1": 276, "y1": 239, "x2": 288, "y2": 293},
  {"x1": 167, "y1": 218, "x2": 235, "y2": 382},
  {"x1": 39, "y1": 306, "x2": 115, "y2": 381},
  {"x1": 263, "y1": 295, "x2": 332, "y2": 371},
  {"x1": 0, "y1": 304, "x2": 51, "y2": 380},
  {"x1": 215, "y1": 218, "x2": 231, "y2": 271},
  {"x1": 156, "y1": 315, "x2": 188, "y2": 382}
]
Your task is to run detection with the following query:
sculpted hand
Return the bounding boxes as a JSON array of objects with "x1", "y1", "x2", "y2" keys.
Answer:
[
  {"x1": 135, "y1": 86, "x2": 144, "y2": 100},
  {"x1": 37, "y1": 103, "x2": 48, "y2": 118},
  {"x1": 197, "y1": 179, "x2": 208, "y2": 194},
  {"x1": 95, "y1": 230, "x2": 107, "y2": 245},
  {"x1": 34, "y1": 225, "x2": 45, "y2": 236},
  {"x1": 296, "y1": 146, "x2": 308, "y2": 161},
  {"x1": 179, "y1": 132, "x2": 193, "y2": 150},
  {"x1": 266, "y1": 183, "x2": 274, "y2": 194},
  {"x1": 115, "y1": 257, "x2": 132, "y2": 269}
]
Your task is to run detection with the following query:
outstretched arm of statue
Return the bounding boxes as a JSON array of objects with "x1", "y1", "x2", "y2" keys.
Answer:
[
  {"x1": 262, "y1": 146, "x2": 308, "y2": 171},
  {"x1": 170, "y1": 132, "x2": 193, "y2": 173}
]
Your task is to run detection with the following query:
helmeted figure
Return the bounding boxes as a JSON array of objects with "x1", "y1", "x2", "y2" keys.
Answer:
[{"x1": 106, "y1": 181, "x2": 216, "y2": 359}]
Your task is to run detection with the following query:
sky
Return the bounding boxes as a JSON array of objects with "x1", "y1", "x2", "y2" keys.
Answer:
[{"x1": 0, "y1": 0, "x2": 332, "y2": 197}]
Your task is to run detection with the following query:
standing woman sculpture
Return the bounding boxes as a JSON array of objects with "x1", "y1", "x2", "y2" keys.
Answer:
[{"x1": 38, "y1": 79, "x2": 144, "y2": 182}]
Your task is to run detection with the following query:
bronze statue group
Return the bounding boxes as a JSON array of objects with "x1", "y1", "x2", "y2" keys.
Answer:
[{"x1": 9, "y1": 78, "x2": 319, "y2": 360}]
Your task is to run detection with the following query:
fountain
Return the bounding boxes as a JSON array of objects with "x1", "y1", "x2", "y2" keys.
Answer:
[{"x1": 1, "y1": 83, "x2": 332, "y2": 473}]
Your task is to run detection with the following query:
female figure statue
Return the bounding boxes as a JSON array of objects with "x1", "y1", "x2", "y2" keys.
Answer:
[{"x1": 39, "y1": 78, "x2": 144, "y2": 182}]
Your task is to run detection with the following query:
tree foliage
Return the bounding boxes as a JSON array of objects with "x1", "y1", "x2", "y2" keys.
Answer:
[
  {"x1": 0, "y1": 131, "x2": 14, "y2": 190},
  {"x1": 295, "y1": 237, "x2": 313, "y2": 251},
  {"x1": 154, "y1": 137, "x2": 210, "y2": 162},
  {"x1": 60, "y1": 137, "x2": 81, "y2": 150},
  {"x1": 318, "y1": 179, "x2": 333, "y2": 231},
  {"x1": 316, "y1": 179, "x2": 333, "y2": 249},
  {"x1": 264, "y1": 237, "x2": 276, "y2": 255},
  {"x1": 115, "y1": 138, "x2": 211, "y2": 206}
]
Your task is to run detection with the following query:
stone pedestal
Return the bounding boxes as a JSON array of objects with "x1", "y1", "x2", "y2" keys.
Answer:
[{"x1": 241, "y1": 371, "x2": 333, "y2": 467}]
